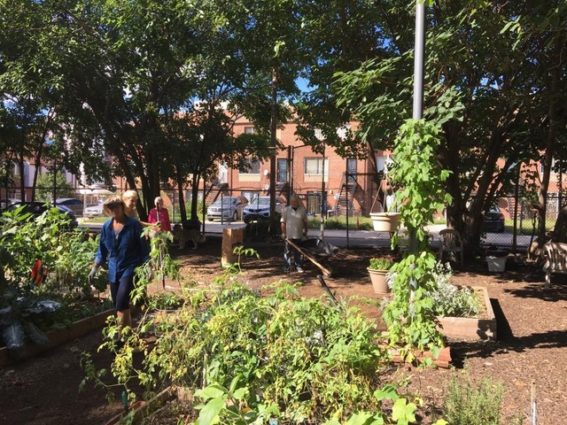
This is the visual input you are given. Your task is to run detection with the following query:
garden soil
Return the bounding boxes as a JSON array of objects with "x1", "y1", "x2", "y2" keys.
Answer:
[{"x1": 1, "y1": 238, "x2": 565, "y2": 424}]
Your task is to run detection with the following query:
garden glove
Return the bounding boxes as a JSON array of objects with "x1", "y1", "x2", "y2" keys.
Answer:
[{"x1": 88, "y1": 267, "x2": 97, "y2": 285}]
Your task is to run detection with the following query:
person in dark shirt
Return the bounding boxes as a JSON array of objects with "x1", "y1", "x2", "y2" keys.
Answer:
[{"x1": 89, "y1": 197, "x2": 149, "y2": 330}]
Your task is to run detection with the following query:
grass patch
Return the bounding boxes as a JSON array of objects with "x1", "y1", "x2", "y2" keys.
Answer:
[{"x1": 308, "y1": 215, "x2": 374, "y2": 230}]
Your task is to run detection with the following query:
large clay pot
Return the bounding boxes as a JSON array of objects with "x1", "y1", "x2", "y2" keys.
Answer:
[
  {"x1": 368, "y1": 268, "x2": 390, "y2": 294},
  {"x1": 370, "y1": 212, "x2": 401, "y2": 232}
]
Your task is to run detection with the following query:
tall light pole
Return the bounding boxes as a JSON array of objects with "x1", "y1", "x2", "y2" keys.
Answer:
[
  {"x1": 406, "y1": 0, "x2": 426, "y2": 253},
  {"x1": 413, "y1": 1, "x2": 425, "y2": 120}
]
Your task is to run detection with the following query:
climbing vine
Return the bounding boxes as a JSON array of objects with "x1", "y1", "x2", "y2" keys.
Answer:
[{"x1": 384, "y1": 119, "x2": 452, "y2": 358}]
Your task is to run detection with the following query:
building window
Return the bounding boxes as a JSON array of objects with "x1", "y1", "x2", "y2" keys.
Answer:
[
  {"x1": 239, "y1": 158, "x2": 261, "y2": 174},
  {"x1": 304, "y1": 157, "x2": 328, "y2": 176},
  {"x1": 277, "y1": 158, "x2": 288, "y2": 183},
  {"x1": 244, "y1": 126, "x2": 256, "y2": 135}
]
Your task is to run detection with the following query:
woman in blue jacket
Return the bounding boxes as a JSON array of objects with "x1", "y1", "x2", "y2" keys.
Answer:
[{"x1": 88, "y1": 197, "x2": 149, "y2": 330}]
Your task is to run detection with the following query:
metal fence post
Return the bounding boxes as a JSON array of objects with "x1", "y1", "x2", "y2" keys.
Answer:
[{"x1": 346, "y1": 172, "x2": 350, "y2": 249}]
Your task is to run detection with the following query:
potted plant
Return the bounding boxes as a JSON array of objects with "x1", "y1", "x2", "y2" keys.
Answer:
[
  {"x1": 368, "y1": 258, "x2": 393, "y2": 294},
  {"x1": 369, "y1": 211, "x2": 401, "y2": 232}
]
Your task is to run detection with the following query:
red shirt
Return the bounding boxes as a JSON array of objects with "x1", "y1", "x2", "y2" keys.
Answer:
[{"x1": 148, "y1": 207, "x2": 171, "y2": 231}]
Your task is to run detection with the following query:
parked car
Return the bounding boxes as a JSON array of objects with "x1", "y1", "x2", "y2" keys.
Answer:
[
  {"x1": 207, "y1": 196, "x2": 247, "y2": 222},
  {"x1": 83, "y1": 201, "x2": 105, "y2": 218},
  {"x1": 481, "y1": 205, "x2": 505, "y2": 233},
  {"x1": 242, "y1": 196, "x2": 283, "y2": 223},
  {"x1": 55, "y1": 197, "x2": 84, "y2": 217},
  {"x1": 2, "y1": 202, "x2": 78, "y2": 228},
  {"x1": 0, "y1": 198, "x2": 21, "y2": 211}
]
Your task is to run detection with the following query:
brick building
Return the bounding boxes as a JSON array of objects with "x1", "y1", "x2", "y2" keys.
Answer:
[{"x1": 226, "y1": 117, "x2": 388, "y2": 216}]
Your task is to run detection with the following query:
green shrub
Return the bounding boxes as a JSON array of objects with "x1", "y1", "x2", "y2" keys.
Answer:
[
  {"x1": 430, "y1": 262, "x2": 480, "y2": 317},
  {"x1": 443, "y1": 374, "x2": 504, "y2": 425},
  {"x1": 86, "y1": 283, "x2": 406, "y2": 423},
  {"x1": 369, "y1": 257, "x2": 394, "y2": 271}
]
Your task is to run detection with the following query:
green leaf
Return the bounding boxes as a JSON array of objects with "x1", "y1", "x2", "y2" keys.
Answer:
[
  {"x1": 197, "y1": 397, "x2": 225, "y2": 425},
  {"x1": 391, "y1": 398, "x2": 417, "y2": 425},
  {"x1": 346, "y1": 412, "x2": 373, "y2": 425},
  {"x1": 374, "y1": 384, "x2": 399, "y2": 401}
]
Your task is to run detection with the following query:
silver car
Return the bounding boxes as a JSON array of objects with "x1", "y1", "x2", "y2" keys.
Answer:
[
  {"x1": 84, "y1": 201, "x2": 104, "y2": 218},
  {"x1": 207, "y1": 196, "x2": 246, "y2": 221},
  {"x1": 242, "y1": 196, "x2": 282, "y2": 223},
  {"x1": 55, "y1": 198, "x2": 84, "y2": 217}
]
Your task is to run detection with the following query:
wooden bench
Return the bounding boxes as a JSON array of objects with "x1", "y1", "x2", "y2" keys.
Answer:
[{"x1": 543, "y1": 241, "x2": 567, "y2": 287}]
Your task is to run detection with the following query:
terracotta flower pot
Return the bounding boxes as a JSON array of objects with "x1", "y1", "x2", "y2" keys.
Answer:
[
  {"x1": 370, "y1": 212, "x2": 401, "y2": 232},
  {"x1": 368, "y1": 268, "x2": 390, "y2": 294}
]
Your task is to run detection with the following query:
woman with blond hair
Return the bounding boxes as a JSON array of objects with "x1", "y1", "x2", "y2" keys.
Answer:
[
  {"x1": 122, "y1": 190, "x2": 139, "y2": 219},
  {"x1": 88, "y1": 197, "x2": 149, "y2": 333}
]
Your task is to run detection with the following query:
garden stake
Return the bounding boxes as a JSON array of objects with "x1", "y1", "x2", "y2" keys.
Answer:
[{"x1": 531, "y1": 381, "x2": 538, "y2": 425}]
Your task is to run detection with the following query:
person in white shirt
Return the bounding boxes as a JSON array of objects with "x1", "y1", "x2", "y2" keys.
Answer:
[{"x1": 281, "y1": 194, "x2": 308, "y2": 272}]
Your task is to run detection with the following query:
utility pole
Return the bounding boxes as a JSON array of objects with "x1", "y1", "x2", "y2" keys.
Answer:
[
  {"x1": 409, "y1": 0, "x2": 426, "y2": 253},
  {"x1": 413, "y1": 1, "x2": 425, "y2": 121}
]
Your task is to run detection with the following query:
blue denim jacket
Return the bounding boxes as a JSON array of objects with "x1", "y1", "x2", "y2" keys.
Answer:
[{"x1": 95, "y1": 217, "x2": 149, "y2": 282}]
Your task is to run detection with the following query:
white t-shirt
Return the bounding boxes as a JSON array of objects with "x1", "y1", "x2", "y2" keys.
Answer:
[{"x1": 281, "y1": 206, "x2": 307, "y2": 239}]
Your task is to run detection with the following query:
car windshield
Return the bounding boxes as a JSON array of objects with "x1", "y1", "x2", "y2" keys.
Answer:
[
  {"x1": 211, "y1": 198, "x2": 235, "y2": 207},
  {"x1": 249, "y1": 197, "x2": 270, "y2": 206}
]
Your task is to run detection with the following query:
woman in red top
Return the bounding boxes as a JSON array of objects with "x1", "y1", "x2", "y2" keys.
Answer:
[{"x1": 148, "y1": 196, "x2": 172, "y2": 232}]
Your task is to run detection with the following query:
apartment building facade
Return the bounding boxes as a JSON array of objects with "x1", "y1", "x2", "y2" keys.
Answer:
[{"x1": 225, "y1": 117, "x2": 389, "y2": 215}]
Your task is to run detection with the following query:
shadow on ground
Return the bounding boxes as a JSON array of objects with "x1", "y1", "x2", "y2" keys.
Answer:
[{"x1": 504, "y1": 282, "x2": 567, "y2": 302}]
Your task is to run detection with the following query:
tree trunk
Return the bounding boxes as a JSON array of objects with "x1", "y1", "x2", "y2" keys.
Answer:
[
  {"x1": 512, "y1": 166, "x2": 521, "y2": 252},
  {"x1": 537, "y1": 59, "x2": 560, "y2": 244},
  {"x1": 176, "y1": 169, "x2": 187, "y2": 224},
  {"x1": 190, "y1": 174, "x2": 200, "y2": 221},
  {"x1": 552, "y1": 206, "x2": 567, "y2": 243},
  {"x1": 4, "y1": 158, "x2": 11, "y2": 201},
  {"x1": 30, "y1": 109, "x2": 53, "y2": 202}
]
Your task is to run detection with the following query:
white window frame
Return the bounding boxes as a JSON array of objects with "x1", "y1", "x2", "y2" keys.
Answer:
[{"x1": 304, "y1": 157, "x2": 329, "y2": 176}]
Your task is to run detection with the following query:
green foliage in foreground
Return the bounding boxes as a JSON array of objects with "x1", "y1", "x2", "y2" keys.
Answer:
[
  {"x1": 83, "y1": 282, "x2": 439, "y2": 424},
  {"x1": 0, "y1": 206, "x2": 109, "y2": 349}
]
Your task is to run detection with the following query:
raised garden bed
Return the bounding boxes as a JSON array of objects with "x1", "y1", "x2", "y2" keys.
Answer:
[
  {"x1": 0, "y1": 307, "x2": 114, "y2": 367},
  {"x1": 437, "y1": 286, "x2": 496, "y2": 341}
]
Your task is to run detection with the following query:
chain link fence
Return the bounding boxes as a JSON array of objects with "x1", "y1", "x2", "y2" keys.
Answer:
[{"x1": 3, "y1": 185, "x2": 564, "y2": 250}]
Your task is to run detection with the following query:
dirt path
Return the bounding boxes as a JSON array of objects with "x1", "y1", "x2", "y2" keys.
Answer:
[{"x1": 0, "y1": 331, "x2": 122, "y2": 425}]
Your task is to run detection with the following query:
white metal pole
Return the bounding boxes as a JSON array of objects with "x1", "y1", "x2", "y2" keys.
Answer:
[{"x1": 413, "y1": 1, "x2": 425, "y2": 120}]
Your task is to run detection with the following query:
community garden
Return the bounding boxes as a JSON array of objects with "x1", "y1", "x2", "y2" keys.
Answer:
[{"x1": 2, "y1": 0, "x2": 567, "y2": 424}]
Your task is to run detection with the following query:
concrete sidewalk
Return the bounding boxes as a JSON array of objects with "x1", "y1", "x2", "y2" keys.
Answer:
[{"x1": 79, "y1": 220, "x2": 531, "y2": 250}]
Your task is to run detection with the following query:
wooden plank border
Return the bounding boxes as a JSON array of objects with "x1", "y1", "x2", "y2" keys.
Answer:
[{"x1": 0, "y1": 308, "x2": 114, "y2": 368}]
